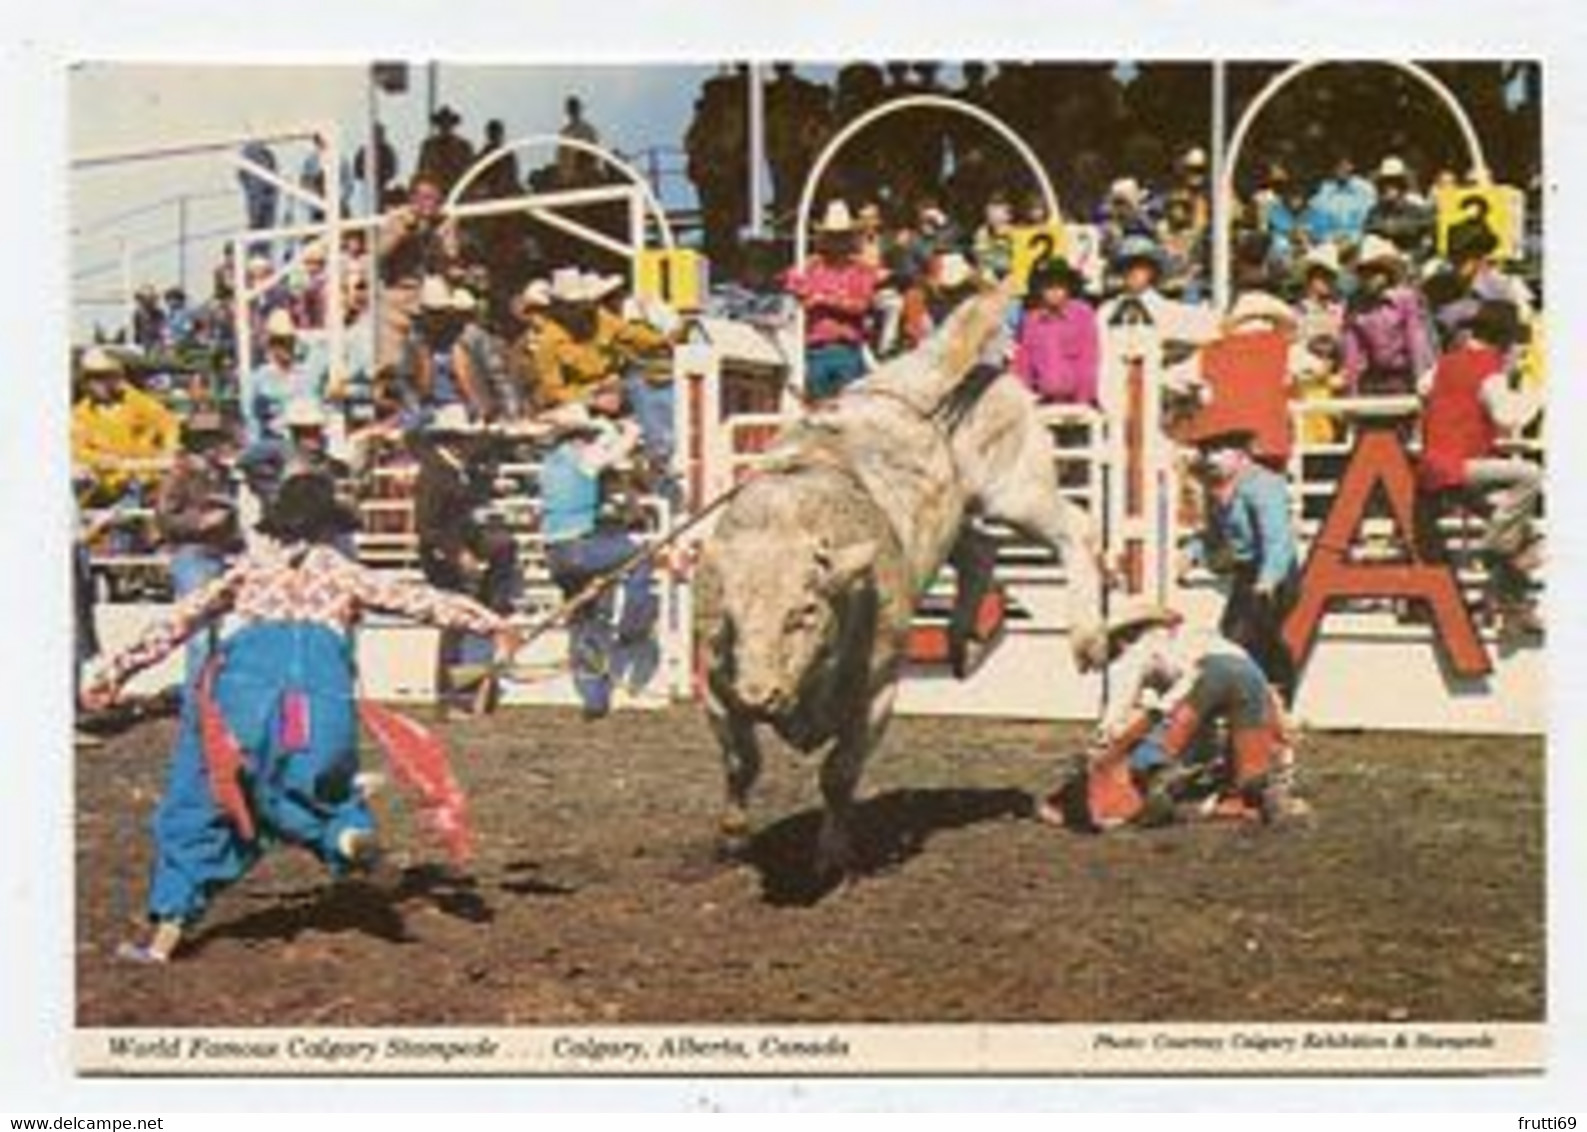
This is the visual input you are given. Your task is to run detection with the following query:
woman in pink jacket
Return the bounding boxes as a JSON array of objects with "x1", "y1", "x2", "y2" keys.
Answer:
[{"x1": 1012, "y1": 258, "x2": 1100, "y2": 407}]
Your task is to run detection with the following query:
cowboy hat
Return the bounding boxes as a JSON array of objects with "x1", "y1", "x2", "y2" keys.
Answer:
[
  {"x1": 79, "y1": 346, "x2": 125, "y2": 377},
  {"x1": 1355, "y1": 234, "x2": 1405, "y2": 273},
  {"x1": 1179, "y1": 147, "x2": 1209, "y2": 169},
  {"x1": 264, "y1": 308, "x2": 298, "y2": 339},
  {"x1": 550, "y1": 266, "x2": 594, "y2": 304},
  {"x1": 283, "y1": 398, "x2": 327, "y2": 430},
  {"x1": 417, "y1": 275, "x2": 455, "y2": 312},
  {"x1": 1227, "y1": 290, "x2": 1298, "y2": 332},
  {"x1": 1108, "y1": 177, "x2": 1144, "y2": 206},
  {"x1": 816, "y1": 200, "x2": 856, "y2": 233},
  {"x1": 431, "y1": 104, "x2": 462, "y2": 128},
  {"x1": 538, "y1": 401, "x2": 604, "y2": 439},
  {"x1": 1074, "y1": 599, "x2": 1184, "y2": 672},
  {"x1": 1026, "y1": 256, "x2": 1084, "y2": 299},
  {"x1": 1112, "y1": 234, "x2": 1164, "y2": 272},
  {"x1": 427, "y1": 403, "x2": 475, "y2": 436},
  {"x1": 256, "y1": 472, "x2": 359, "y2": 543},
  {"x1": 515, "y1": 279, "x2": 553, "y2": 315},
  {"x1": 1300, "y1": 243, "x2": 1341, "y2": 277},
  {"x1": 1375, "y1": 155, "x2": 1410, "y2": 182},
  {"x1": 585, "y1": 273, "x2": 625, "y2": 302},
  {"x1": 450, "y1": 287, "x2": 479, "y2": 315}
]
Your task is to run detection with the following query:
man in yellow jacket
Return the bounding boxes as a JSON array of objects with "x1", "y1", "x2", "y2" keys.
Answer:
[
  {"x1": 71, "y1": 347, "x2": 180, "y2": 505},
  {"x1": 531, "y1": 270, "x2": 615, "y2": 408}
]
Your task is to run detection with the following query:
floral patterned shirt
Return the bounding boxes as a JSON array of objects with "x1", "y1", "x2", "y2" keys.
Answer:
[{"x1": 101, "y1": 542, "x2": 507, "y2": 688}]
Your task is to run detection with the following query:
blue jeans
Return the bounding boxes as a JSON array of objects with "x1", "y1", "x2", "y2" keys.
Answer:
[
  {"x1": 546, "y1": 530, "x2": 659, "y2": 716},
  {"x1": 804, "y1": 342, "x2": 868, "y2": 400},
  {"x1": 169, "y1": 547, "x2": 227, "y2": 693},
  {"x1": 622, "y1": 371, "x2": 681, "y2": 509}
]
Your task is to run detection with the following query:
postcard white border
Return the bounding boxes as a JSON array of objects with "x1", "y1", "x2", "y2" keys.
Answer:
[{"x1": 6, "y1": 0, "x2": 1586, "y2": 1113}]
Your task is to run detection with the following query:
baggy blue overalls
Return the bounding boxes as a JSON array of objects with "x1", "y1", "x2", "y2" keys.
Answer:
[{"x1": 146, "y1": 621, "x2": 374, "y2": 925}]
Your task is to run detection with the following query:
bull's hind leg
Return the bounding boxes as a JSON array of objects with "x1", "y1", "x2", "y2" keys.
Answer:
[
  {"x1": 815, "y1": 681, "x2": 897, "y2": 882},
  {"x1": 979, "y1": 438, "x2": 1104, "y2": 639},
  {"x1": 707, "y1": 699, "x2": 762, "y2": 853}
]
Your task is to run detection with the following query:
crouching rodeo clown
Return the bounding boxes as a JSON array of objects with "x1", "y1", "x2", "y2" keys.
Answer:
[
  {"x1": 80, "y1": 473, "x2": 521, "y2": 963},
  {"x1": 1038, "y1": 598, "x2": 1308, "y2": 832}
]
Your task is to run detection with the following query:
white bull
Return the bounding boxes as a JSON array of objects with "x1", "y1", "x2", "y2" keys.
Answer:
[{"x1": 695, "y1": 289, "x2": 1103, "y2": 880}]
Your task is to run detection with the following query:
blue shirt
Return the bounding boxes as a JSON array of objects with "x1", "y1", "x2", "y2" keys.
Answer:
[
  {"x1": 1306, "y1": 176, "x2": 1377, "y2": 246},
  {"x1": 242, "y1": 358, "x2": 321, "y2": 445},
  {"x1": 1206, "y1": 465, "x2": 1298, "y2": 589},
  {"x1": 540, "y1": 443, "x2": 602, "y2": 543}
]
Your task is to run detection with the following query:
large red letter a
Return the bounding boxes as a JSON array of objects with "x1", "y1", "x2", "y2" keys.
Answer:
[{"x1": 1282, "y1": 426, "x2": 1491, "y2": 677}]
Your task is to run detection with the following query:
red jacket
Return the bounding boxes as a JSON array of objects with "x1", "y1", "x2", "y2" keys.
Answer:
[{"x1": 1419, "y1": 345, "x2": 1502, "y2": 492}]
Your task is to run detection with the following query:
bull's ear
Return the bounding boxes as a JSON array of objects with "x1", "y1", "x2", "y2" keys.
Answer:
[{"x1": 813, "y1": 539, "x2": 877, "y2": 593}]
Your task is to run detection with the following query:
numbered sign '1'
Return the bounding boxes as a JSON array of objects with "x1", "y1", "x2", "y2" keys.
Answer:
[
  {"x1": 1008, "y1": 224, "x2": 1068, "y2": 293},
  {"x1": 637, "y1": 249, "x2": 709, "y2": 311},
  {"x1": 1435, "y1": 184, "x2": 1525, "y2": 262}
]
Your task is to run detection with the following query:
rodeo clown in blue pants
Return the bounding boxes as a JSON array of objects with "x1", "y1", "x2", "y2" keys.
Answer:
[
  {"x1": 81, "y1": 473, "x2": 520, "y2": 963},
  {"x1": 537, "y1": 380, "x2": 661, "y2": 719}
]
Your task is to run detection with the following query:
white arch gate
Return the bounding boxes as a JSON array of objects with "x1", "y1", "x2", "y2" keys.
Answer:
[
  {"x1": 1213, "y1": 60, "x2": 1493, "y2": 308},
  {"x1": 442, "y1": 132, "x2": 677, "y2": 291}
]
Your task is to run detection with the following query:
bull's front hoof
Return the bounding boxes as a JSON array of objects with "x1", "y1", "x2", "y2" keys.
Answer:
[
  {"x1": 718, "y1": 806, "x2": 750, "y2": 839},
  {"x1": 716, "y1": 807, "x2": 752, "y2": 862}
]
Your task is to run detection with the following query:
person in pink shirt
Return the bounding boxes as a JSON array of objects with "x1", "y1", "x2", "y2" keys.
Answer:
[
  {"x1": 785, "y1": 200, "x2": 880, "y2": 400},
  {"x1": 1012, "y1": 258, "x2": 1099, "y2": 406}
]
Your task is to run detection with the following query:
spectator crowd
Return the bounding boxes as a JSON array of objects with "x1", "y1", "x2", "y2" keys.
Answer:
[{"x1": 73, "y1": 63, "x2": 1546, "y2": 738}]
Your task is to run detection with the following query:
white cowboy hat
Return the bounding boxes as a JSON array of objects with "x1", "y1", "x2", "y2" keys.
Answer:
[
  {"x1": 538, "y1": 401, "x2": 602, "y2": 438},
  {"x1": 517, "y1": 279, "x2": 552, "y2": 311},
  {"x1": 585, "y1": 273, "x2": 625, "y2": 301},
  {"x1": 1301, "y1": 243, "x2": 1341, "y2": 276},
  {"x1": 282, "y1": 398, "x2": 327, "y2": 429},
  {"x1": 1109, "y1": 177, "x2": 1144, "y2": 206},
  {"x1": 1073, "y1": 598, "x2": 1182, "y2": 673},
  {"x1": 450, "y1": 287, "x2": 478, "y2": 314},
  {"x1": 300, "y1": 240, "x2": 328, "y2": 265},
  {"x1": 1227, "y1": 290, "x2": 1298, "y2": 332},
  {"x1": 1376, "y1": 155, "x2": 1410, "y2": 181},
  {"x1": 264, "y1": 308, "x2": 298, "y2": 339},
  {"x1": 417, "y1": 275, "x2": 454, "y2": 312},
  {"x1": 816, "y1": 200, "x2": 856, "y2": 233},
  {"x1": 1180, "y1": 147, "x2": 1209, "y2": 168},
  {"x1": 550, "y1": 266, "x2": 593, "y2": 304},
  {"x1": 427, "y1": 404, "x2": 474, "y2": 435},
  {"x1": 1356, "y1": 234, "x2": 1404, "y2": 271},
  {"x1": 79, "y1": 346, "x2": 124, "y2": 376}
]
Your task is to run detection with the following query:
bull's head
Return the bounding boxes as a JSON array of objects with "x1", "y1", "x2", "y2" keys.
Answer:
[{"x1": 706, "y1": 534, "x2": 877, "y2": 719}]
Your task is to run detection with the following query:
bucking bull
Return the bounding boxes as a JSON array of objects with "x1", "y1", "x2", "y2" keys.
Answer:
[{"x1": 695, "y1": 288, "x2": 1105, "y2": 880}]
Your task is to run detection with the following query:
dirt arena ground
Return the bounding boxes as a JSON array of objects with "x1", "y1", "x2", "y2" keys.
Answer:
[{"x1": 76, "y1": 705, "x2": 1543, "y2": 1026}]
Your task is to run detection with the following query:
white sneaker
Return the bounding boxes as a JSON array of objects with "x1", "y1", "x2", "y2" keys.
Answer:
[{"x1": 336, "y1": 827, "x2": 380, "y2": 869}]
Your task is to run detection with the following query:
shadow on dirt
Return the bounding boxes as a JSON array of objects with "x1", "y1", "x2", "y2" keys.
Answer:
[
  {"x1": 743, "y1": 786, "x2": 1033, "y2": 907},
  {"x1": 185, "y1": 864, "x2": 495, "y2": 954}
]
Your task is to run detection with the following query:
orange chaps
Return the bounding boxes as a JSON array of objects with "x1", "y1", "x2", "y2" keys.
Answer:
[{"x1": 1084, "y1": 693, "x2": 1286, "y2": 827}]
